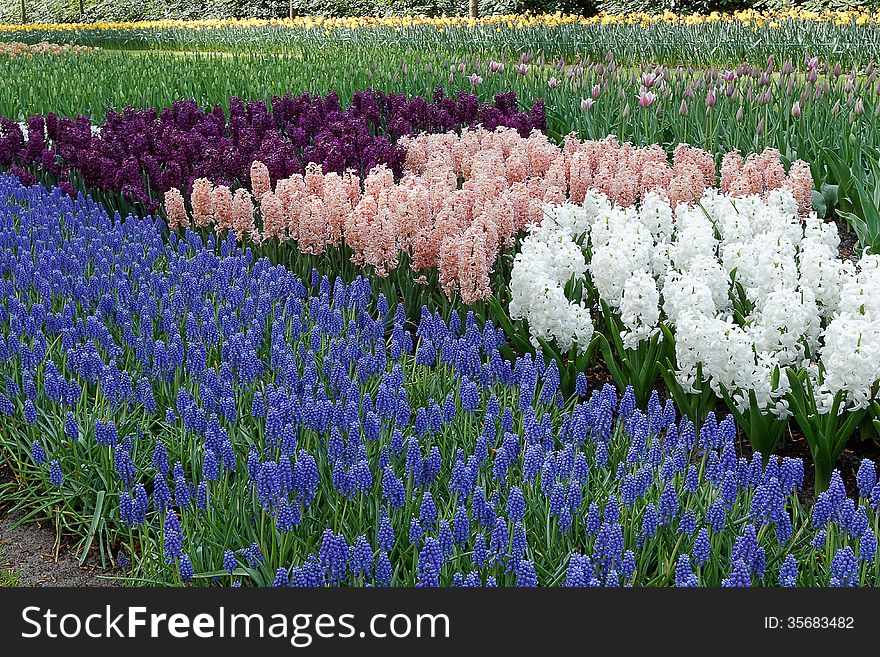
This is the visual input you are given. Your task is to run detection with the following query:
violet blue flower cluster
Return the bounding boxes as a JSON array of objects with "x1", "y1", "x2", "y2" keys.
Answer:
[{"x1": 1, "y1": 174, "x2": 877, "y2": 588}]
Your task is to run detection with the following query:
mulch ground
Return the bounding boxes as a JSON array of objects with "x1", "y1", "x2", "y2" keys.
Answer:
[{"x1": 0, "y1": 463, "x2": 120, "y2": 587}]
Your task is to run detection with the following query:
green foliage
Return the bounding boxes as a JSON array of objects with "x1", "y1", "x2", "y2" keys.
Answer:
[
  {"x1": 838, "y1": 154, "x2": 880, "y2": 255},
  {"x1": 786, "y1": 369, "x2": 869, "y2": 493},
  {"x1": 4, "y1": 0, "x2": 879, "y2": 24},
  {"x1": 719, "y1": 379, "x2": 789, "y2": 464}
]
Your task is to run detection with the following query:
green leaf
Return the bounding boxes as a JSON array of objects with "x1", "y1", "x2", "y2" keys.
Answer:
[
  {"x1": 820, "y1": 183, "x2": 839, "y2": 209},
  {"x1": 811, "y1": 189, "x2": 827, "y2": 218},
  {"x1": 79, "y1": 490, "x2": 106, "y2": 566}
]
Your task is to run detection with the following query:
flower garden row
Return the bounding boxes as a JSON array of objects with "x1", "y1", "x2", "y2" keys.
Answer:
[
  {"x1": 7, "y1": 11, "x2": 880, "y2": 65},
  {"x1": 1, "y1": 85, "x2": 874, "y2": 494},
  {"x1": 0, "y1": 25, "x2": 878, "y2": 583},
  {"x1": 1, "y1": 174, "x2": 878, "y2": 587},
  {"x1": 2, "y1": 46, "x2": 878, "y2": 253}
]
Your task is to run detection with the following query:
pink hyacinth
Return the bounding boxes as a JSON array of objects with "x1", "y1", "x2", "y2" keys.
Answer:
[
  {"x1": 719, "y1": 148, "x2": 812, "y2": 213},
  {"x1": 163, "y1": 188, "x2": 188, "y2": 230},
  {"x1": 232, "y1": 188, "x2": 258, "y2": 243},
  {"x1": 250, "y1": 160, "x2": 271, "y2": 199},
  {"x1": 259, "y1": 191, "x2": 286, "y2": 242},
  {"x1": 170, "y1": 127, "x2": 814, "y2": 305},
  {"x1": 783, "y1": 160, "x2": 813, "y2": 214},
  {"x1": 210, "y1": 185, "x2": 234, "y2": 232},
  {"x1": 191, "y1": 177, "x2": 214, "y2": 228}
]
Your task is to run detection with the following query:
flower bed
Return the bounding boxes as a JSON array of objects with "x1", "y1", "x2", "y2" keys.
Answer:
[
  {"x1": 0, "y1": 89, "x2": 544, "y2": 212},
  {"x1": 0, "y1": 41, "x2": 98, "y2": 57},
  {"x1": 509, "y1": 187, "x2": 879, "y2": 490},
  {"x1": 1, "y1": 174, "x2": 877, "y2": 587},
  {"x1": 166, "y1": 127, "x2": 810, "y2": 305}
]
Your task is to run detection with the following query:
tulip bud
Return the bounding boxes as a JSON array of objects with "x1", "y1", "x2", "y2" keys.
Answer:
[
  {"x1": 592, "y1": 84, "x2": 601, "y2": 99},
  {"x1": 791, "y1": 101, "x2": 801, "y2": 118},
  {"x1": 736, "y1": 106, "x2": 744, "y2": 122},
  {"x1": 855, "y1": 98, "x2": 865, "y2": 115},
  {"x1": 679, "y1": 99, "x2": 689, "y2": 116},
  {"x1": 705, "y1": 89, "x2": 716, "y2": 108},
  {"x1": 832, "y1": 100, "x2": 841, "y2": 115},
  {"x1": 756, "y1": 119, "x2": 765, "y2": 135}
]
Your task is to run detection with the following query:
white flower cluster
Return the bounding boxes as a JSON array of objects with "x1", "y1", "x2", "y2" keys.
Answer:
[
  {"x1": 508, "y1": 205, "x2": 594, "y2": 351},
  {"x1": 509, "y1": 187, "x2": 880, "y2": 415},
  {"x1": 815, "y1": 255, "x2": 880, "y2": 412}
]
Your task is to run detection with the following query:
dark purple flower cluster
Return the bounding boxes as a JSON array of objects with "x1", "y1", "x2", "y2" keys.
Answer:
[{"x1": 0, "y1": 88, "x2": 545, "y2": 213}]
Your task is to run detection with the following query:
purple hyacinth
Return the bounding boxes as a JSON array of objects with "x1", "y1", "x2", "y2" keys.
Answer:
[
  {"x1": 675, "y1": 554, "x2": 699, "y2": 587},
  {"x1": 48, "y1": 459, "x2": 63, "y2": 486},
  {"x1": 722, "y1": 559, "x2": 751, "y2": 587},
  {"x1": 779, "y1": 554, "x2": 798, "y2": 587},
  {"x1": 830, "y1": 546, "x2": 858, "y2": 587}
]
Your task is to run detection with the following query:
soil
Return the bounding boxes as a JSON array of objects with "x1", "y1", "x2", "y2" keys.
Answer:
[
  {"x1": 835, "y1": 214, "x2": 861, "y2": 265},
  {"x1": 0, "y1": 509, "x2": 122, "y2": 587},
  {"x1": 0, "y1": 464, "x2": 120, "y2": 587}
]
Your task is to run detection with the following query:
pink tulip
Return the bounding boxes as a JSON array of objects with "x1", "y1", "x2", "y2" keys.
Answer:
[
  {"x1": 469, "y1": 73, "x2": 483, "y2": 85},
  {"x1": 637, "y1": 91, "x2": 657, "y2": 108},
  {"x1": 548, "y1": 77, "x2": 559, "y2": 89},
  {"x1": 580, "y1": 98, "x2": 594, "y2": 111},
  {"x1": 591, "y1": 84, "x2": 601, "y2": 99},
  {"x1": 516, "y1": 63, "x2": 528, "y2": 76}
]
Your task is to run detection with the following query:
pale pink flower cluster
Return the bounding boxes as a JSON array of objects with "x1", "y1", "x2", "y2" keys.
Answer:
[
  {"x1": 720, "y1": 149, "x2": 812, "y2": 213},
  {"x1": 172, "y1": 127, "x2": 814, "y2": 304},
  {"x1": 163, "y1": 188, "x2": 188, "y2": 231},
  {"x1": 564, "y1": 137, "x2": 720, "y2": 208},
  {"x1": 191, "y1": 178, "x2": 214, "y2": 228}
]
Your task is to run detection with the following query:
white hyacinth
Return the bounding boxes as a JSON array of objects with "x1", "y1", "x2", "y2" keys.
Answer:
[{"x1": 509, "y1": 186, "x2": 878, "y2": 415}]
